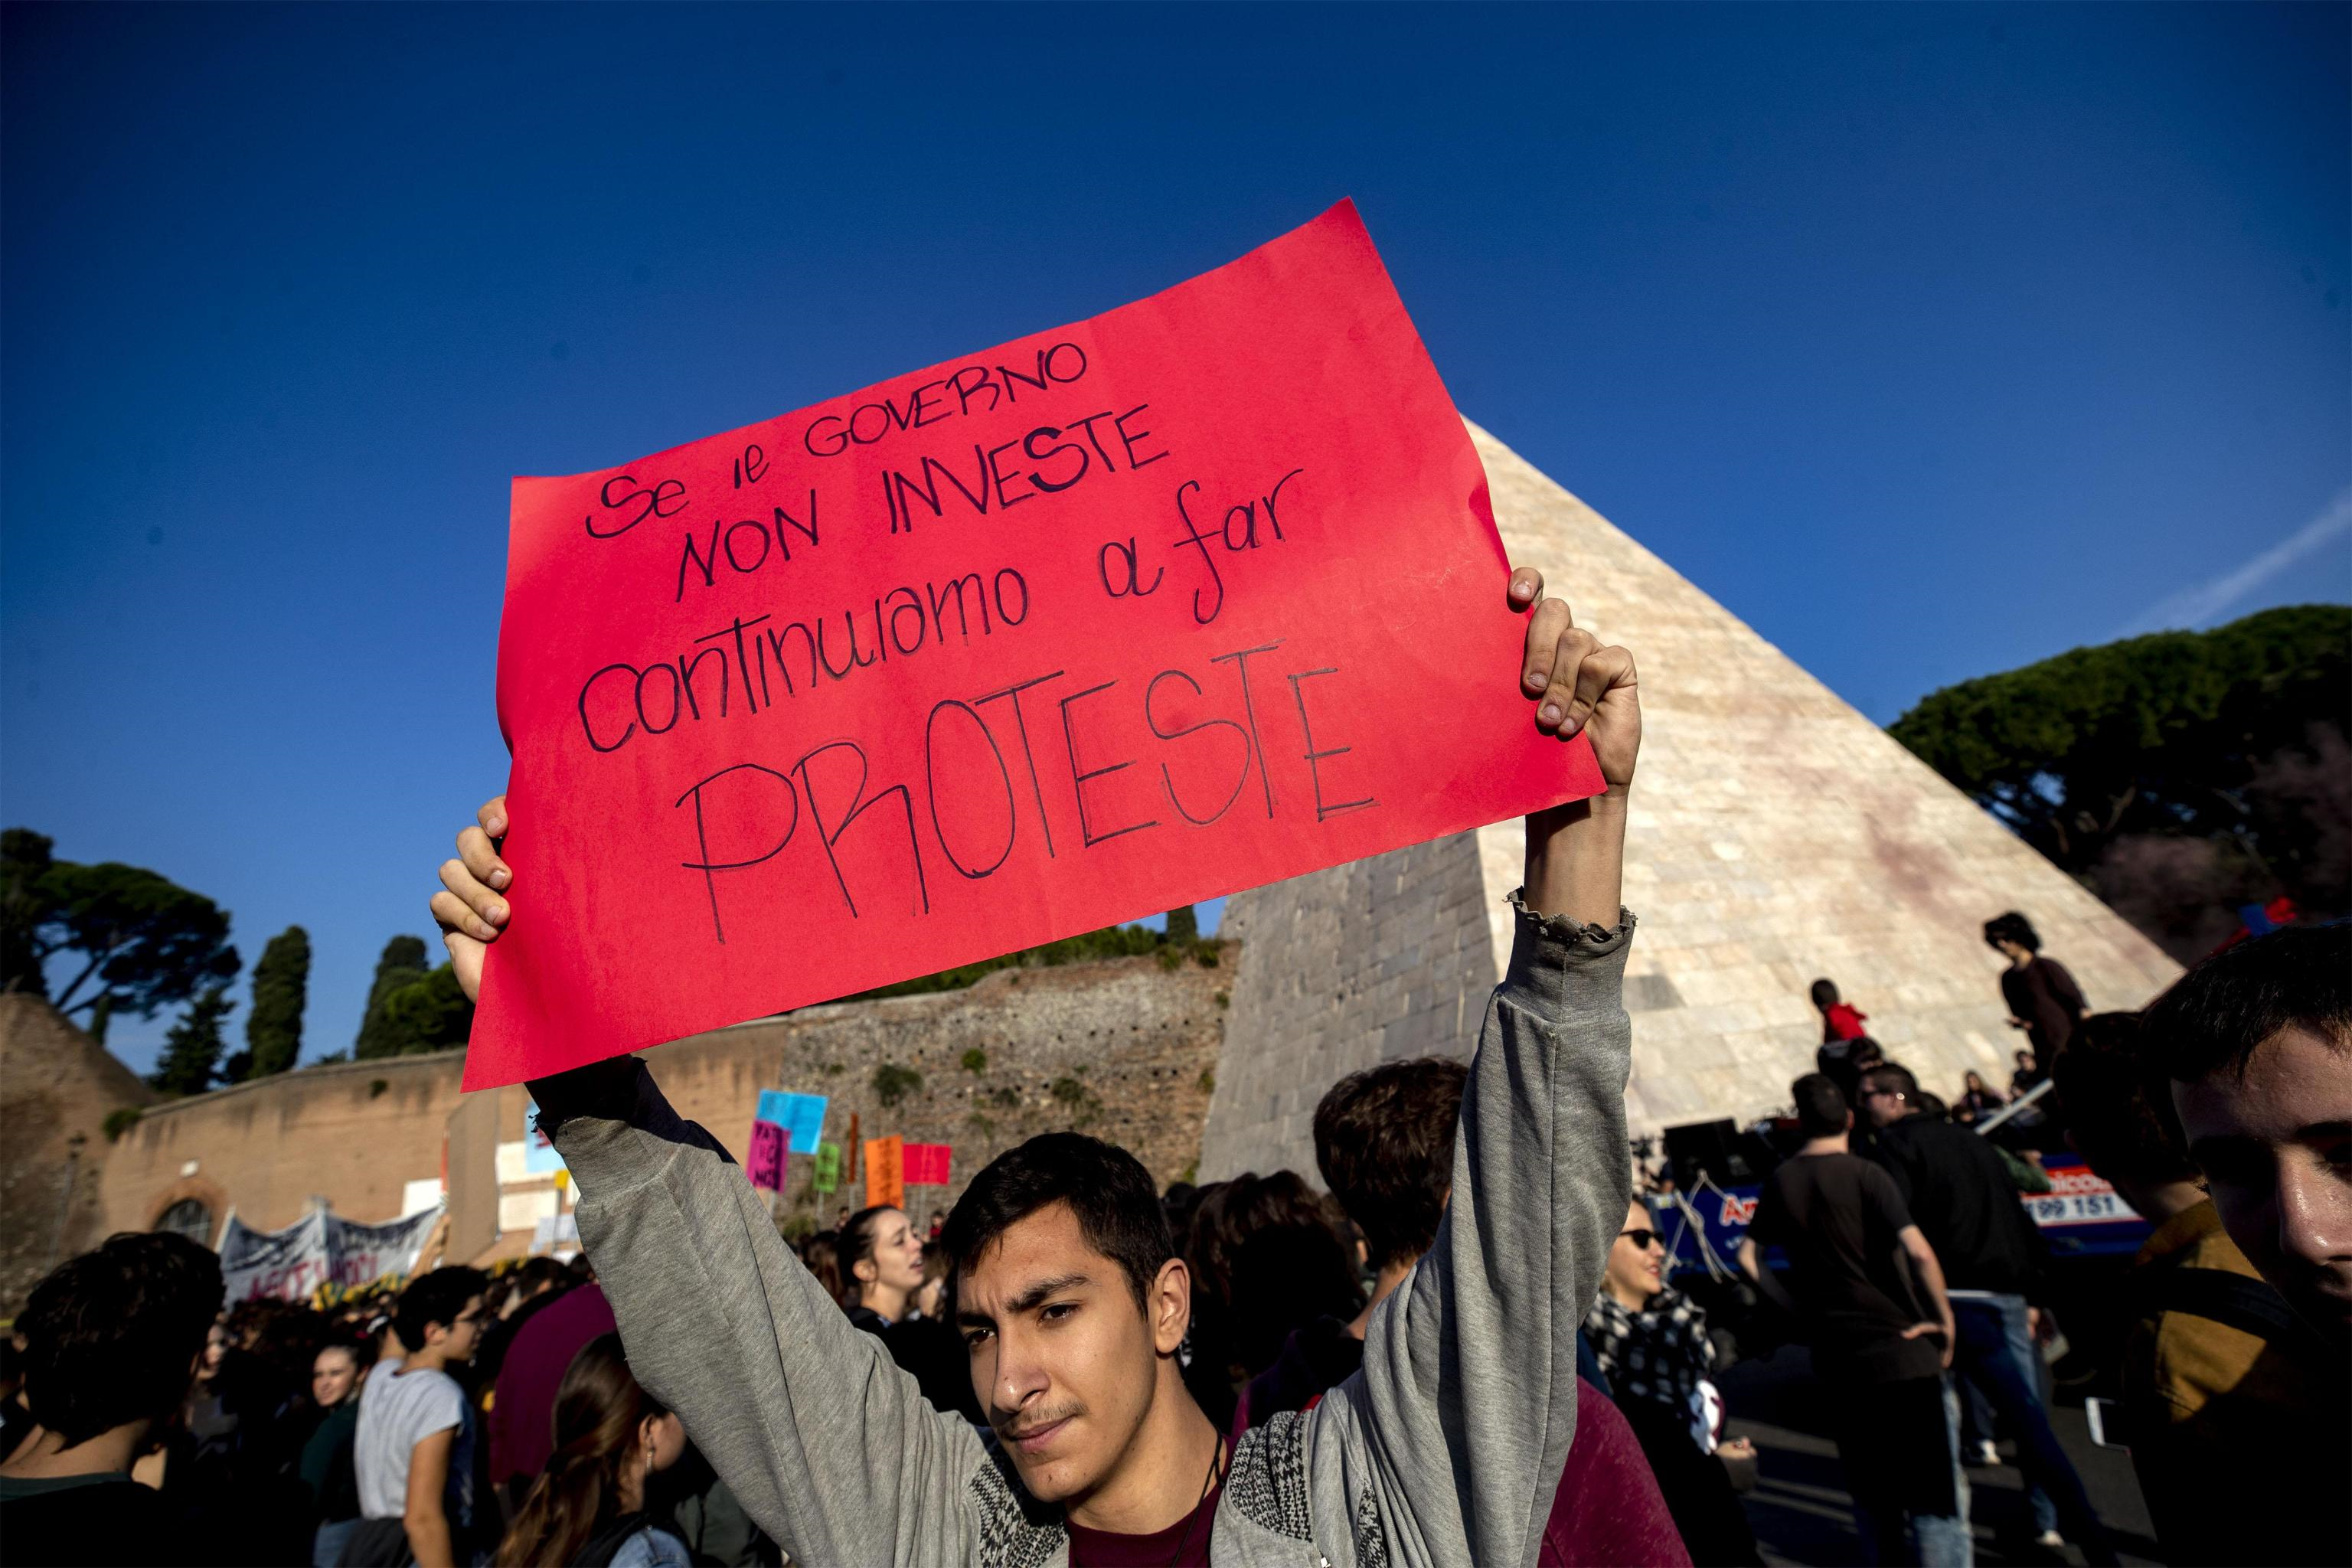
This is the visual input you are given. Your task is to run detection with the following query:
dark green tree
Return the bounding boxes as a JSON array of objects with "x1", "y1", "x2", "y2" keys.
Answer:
[
  {"x1": 354, "y1": 936, "x2": 430, "y2": 1059},
  {"x1": 1165, "y1": 905, "x2": 1198, "y2": 942},
  {"x1": 374, "y1": 963, "x2": 475, "y2": 1054},
  {"x1": 1890, "y1": 604, "x2": 2351, "y2": 951},
  {"x1": 150, "y1": 985, "x2": 236, "y2": 1096},
  {"x1": 1, "y1": 828, "x2": 54, "y2": 996},
  {"x1": 244, "y1": 926, "x2": 311, "y2": 1078},
  {"x1": 0, "y1": 833, "x2": 241, "y2": 1026}
]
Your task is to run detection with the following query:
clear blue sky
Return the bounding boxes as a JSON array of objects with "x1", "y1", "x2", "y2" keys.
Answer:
[{"x1": 4, "y1": 4, "x2": 2344, "y2": 1077}]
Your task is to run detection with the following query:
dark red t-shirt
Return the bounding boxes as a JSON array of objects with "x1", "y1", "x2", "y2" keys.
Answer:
[{"x1": 1064, "y1": 1464, "x2": 1223, "y2": 1567}]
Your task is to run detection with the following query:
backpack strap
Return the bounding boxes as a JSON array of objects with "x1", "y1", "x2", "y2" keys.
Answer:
[{"x1": 2137, "y1": 1266, "x2": 2303, "y2": 1343}]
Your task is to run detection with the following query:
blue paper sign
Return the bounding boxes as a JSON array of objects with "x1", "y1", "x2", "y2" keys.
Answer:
[{"x1": 756, "y1": 1091, "x2": 829, "y2": 1155}]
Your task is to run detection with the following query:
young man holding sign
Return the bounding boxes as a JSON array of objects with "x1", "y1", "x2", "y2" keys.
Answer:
[{"x1": 433, "y1": 567, "x2": 1638, "y2": 1566}]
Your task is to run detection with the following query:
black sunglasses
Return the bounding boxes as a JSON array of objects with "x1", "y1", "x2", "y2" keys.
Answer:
[{"x1": 1618, "y1": 1228, "x2": 1662, "y2": 1251}]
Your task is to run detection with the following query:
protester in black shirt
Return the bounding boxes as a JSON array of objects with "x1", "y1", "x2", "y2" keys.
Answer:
[
  {"x1": 0, "y1": 1232, "x2": 224, "y2": 1568},
  {"x1": 1741, "y1": 1073, "x2": 1965, "y2": 1566},
  {"x1": 1860, "y1": 1063, "x2": 2118, "y2": 1564},
  {"x1": 1984, "y1": 912, "x2": 2088, "y2": 1067}
]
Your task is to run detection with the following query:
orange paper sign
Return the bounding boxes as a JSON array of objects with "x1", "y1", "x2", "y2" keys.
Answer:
[
  {"x1": 864, "y1": 1136, "x2": 906, "y2": 1213},
  {"x1": 466, "y1": 201, "x2": 1601, "y2": 1089}
]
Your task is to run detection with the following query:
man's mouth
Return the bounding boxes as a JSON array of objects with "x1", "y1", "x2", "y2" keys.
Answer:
[{"x1": 1004, "y1": 1415, "x2": 1075, "y2": 1454}]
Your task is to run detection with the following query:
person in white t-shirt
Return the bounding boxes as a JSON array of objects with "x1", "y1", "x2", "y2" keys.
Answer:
[{"x1": 350, "y1": 1266, "x2": 487, "y2": 1568}]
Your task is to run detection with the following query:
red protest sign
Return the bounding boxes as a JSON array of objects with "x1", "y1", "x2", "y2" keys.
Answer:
[
  {"x1": 903, "y1": 1142, "x2": 952, "y2": 1187},
  {"x1": 465, "y1": 201, "x2": 1602, "y2": 1089}
]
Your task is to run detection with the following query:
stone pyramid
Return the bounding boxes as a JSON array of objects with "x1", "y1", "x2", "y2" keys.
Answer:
[{"x1": 1197, "y1": 423, "x2": 2181, "y2": 1179}]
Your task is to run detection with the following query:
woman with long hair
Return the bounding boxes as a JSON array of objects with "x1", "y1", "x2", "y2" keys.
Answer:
[
  {"x1": 834, "y1": 1207, "x2": 926, "y2": 1327},
  {"x1": 831, "y1": 1207, "x2": 982, "y2": 1425},
  {"x1": 1955, "y1": 1070, "x2": 2007, "y2": 1125},
  {"x1": 495, "y1": 1334, "x2": 688, "y2": 1568}
]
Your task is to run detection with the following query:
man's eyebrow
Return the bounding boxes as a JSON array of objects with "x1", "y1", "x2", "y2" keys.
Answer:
[{"x1": 1009, "y1": 1273, "x2": 1092, "y2": 1315}]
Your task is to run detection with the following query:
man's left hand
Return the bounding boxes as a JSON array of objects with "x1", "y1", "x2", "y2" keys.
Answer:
[{"x1": 1509, "y1": 567, "x2": 1639, "y2": 793}]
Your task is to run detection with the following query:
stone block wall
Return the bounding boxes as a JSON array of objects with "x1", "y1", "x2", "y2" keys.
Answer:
[{"x1": 1198, "y1": 833, "x2": 1492, "y2": 1181}]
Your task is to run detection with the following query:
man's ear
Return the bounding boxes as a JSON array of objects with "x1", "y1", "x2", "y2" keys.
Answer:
[{"x1": 1149, "y1": 1257, "x2": 1191, "y2": 1356}]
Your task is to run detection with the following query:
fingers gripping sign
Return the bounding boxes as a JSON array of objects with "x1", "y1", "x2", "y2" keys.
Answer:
[
  {"x1": 433, "y1": 795, "x2": 511, "y2": 1004},
  {"x1": 1510, "y1": 568, "x2": 1640, "y2": 792}
]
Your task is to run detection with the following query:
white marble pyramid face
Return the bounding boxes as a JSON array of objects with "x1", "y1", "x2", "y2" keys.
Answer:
[{"x1": 1200, "y1": 423, "x2": 2180, "y2": 1178}]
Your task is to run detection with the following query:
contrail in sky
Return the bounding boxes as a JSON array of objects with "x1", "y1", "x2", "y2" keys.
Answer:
[{"x1": 2120, "y1": 487, "x2": 2352, "y2": 636}]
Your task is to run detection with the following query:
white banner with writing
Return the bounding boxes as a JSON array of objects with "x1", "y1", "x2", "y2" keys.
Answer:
[{"x1": 218, "y1": 1203, "x2": 443, "y2": 1303}]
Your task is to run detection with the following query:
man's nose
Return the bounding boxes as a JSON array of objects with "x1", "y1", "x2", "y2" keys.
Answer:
[
  {"x1": 995, "y1": 1329, "x2": 1050, "y2": 1411},
  {"x1": 2275, "y1": 1153, "x2": 2352, "y2": 1270}
]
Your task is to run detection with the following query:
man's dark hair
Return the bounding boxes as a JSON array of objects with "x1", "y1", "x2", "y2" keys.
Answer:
[
  {"x1": 17, "y1": 1232, "x2": 223, "y2": 1446},
  {"x1": 1809, "y1": 978, "x2": 1841, "y2": 1010},
  {"x1": 1860, "y1": 1061, "x2": 1921, "y2": 1104},
  {"x1": 2142, "y1": 922, "x2": 2350, "y2": 1086},
  {"x1": 1312, "y1": 1056, "x2": 1468, "y2": 1269},
  {"x1": 1984, "y1": 912, "x2": 2041, "y2": 952},
  {"x1": 1791, "y1": 1073, "x2": 1851, "y2": 1139},
  {"x1": 511, "y1": 1256, "x2": 571, "y2": 1298},
  {"x1": 2050, "y1": 1012, "x2": 2199, "y2": 1188},
  {"x1": 940, "y1": 1132, "x2": 1172, "y2": 1312},
  {"x1": 1185, "y1": 1171, "x2": 1362, "y2": 1377},
  {"x1": 393, "y1": 1266, "x2": 488, "y2": 1354}
]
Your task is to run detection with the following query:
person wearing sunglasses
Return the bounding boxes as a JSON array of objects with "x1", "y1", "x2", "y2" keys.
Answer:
[{"x1": 1583, "y1": 1204, "x2": 1760, "y2": 1566}]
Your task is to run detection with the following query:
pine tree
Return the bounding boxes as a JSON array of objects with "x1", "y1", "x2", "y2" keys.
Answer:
[
  {"x1": 1165, "y1": 905, "x2": 1198, "y2": 942},
  {"x1": 151, "y1": 985, "x2": 235, "y2": 1096},
  {"x1": 246, "y1": 926, "x2": 310, "y2": 1077},
  {"x1": 354, "y1": 936, "x2": 430, "y2": 1059}
]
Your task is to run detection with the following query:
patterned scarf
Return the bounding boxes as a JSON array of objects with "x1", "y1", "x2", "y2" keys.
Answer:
[{"x1": 1583, "y1": 1285, "x2": 1711, "y2": 1415}]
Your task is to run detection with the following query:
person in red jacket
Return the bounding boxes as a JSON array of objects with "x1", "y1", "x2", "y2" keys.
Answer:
[{"x1": 1810, "y1": 978, "x2": 1870, "y2": 1046}]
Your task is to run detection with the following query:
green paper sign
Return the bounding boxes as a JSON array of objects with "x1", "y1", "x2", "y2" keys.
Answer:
[{"x1": 813, "y1": 1142, "x2": 842, "y2": 1194}]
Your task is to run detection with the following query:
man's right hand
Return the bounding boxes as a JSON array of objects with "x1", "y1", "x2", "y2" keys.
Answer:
[
  {"x1": 1900, "y1": 1319, "x2": 1955, "y2": 1370},
  {"x1": 430, "y1": 795, "x2": 512, "y2": 1005}
]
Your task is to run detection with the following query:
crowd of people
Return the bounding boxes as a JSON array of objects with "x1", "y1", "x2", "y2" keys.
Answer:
[{"x1": 3, "y1": 570, "x2": 2345, "y2": 1567}]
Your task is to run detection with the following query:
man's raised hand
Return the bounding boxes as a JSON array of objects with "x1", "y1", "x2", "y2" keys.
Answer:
[
  {"x1": 1509, "y1": 566, "x2": 1639, "y2": 792},
  {"x1": 431, "y1": 795, "x2": 511, "y2": 1004}
]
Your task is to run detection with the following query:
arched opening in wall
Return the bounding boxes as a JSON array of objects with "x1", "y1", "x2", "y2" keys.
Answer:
[{"x1": 155, "y1": 1198, "x2": 213, "y2": 1246}]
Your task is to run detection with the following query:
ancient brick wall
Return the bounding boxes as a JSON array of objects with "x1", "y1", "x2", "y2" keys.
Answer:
[
  {"x1": 1, "y1": 995, "x2": 155, "y2": 1312},
  {"x1": 681, "y1": 946, "x2": 1230, "y2": 1226},
  {"x1": 87, "y1": 948, "x2": 1230, "y2": 1268}
]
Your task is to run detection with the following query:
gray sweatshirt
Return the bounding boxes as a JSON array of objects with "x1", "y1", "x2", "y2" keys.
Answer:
[{"x1": 543, "y1": 894, "x2": 1633, "y2": 1568}]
